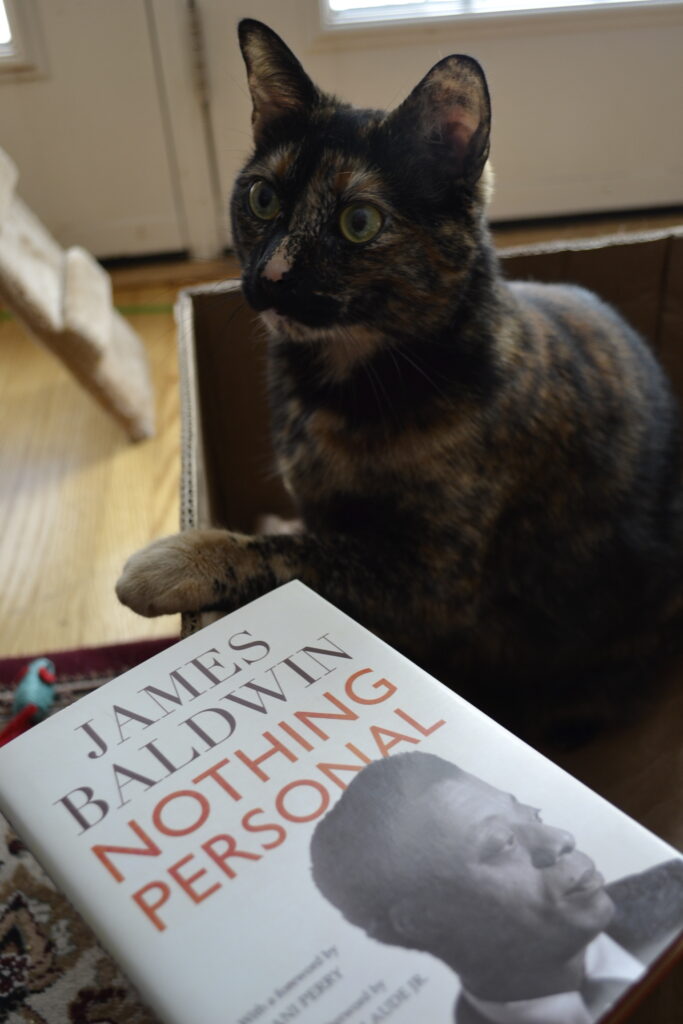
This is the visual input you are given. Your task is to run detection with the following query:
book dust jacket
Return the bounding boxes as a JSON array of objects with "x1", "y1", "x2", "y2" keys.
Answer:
[{"x1": 1, "y1": 582, "x2": 682, "y2": 1024}]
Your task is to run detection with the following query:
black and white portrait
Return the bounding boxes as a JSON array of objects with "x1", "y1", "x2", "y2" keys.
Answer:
[{"x1": 310, "y1": 751, "x2": 683, "y2": 1024}]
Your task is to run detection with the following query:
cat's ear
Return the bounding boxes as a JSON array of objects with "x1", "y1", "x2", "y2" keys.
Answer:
[
  {"x1": 238, "y1": 20, "x2": 319, "y2": 142},
  {"x1": 389, "y1": 55, "x2": 491, "y2": 185}
]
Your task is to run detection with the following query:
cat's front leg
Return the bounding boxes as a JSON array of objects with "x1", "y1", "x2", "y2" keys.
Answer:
[
  {"x1": 116, "y1": 526, "x2": 396, "y2": 624},
  {"x1": 116, "y1": 528, "x2": 263, "y2": 617}
]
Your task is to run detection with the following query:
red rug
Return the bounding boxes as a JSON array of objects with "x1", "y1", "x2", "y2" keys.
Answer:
[{"x1": 0, "y1": 637, "x2": 176, "y2": 1024}]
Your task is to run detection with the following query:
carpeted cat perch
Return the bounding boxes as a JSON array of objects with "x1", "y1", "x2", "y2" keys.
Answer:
[{"x1": 0, "y1": 145, "x2": 154, "y2": 441}]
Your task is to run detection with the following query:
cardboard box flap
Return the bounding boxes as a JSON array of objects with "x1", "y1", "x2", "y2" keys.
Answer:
[
  {"x1": 499, "y1": 228, "x2": 683, "y2": 357},
  {"x1": 177, "y1": 281, "x2": 296, "y2": 536},
  {"x1": 659, "y1": 233, "x2": 683, "y2": 395}
]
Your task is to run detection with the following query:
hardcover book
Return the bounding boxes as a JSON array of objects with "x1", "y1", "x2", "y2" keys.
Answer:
[{"x1": 0, "y1": 581, "x2": 681, "y2": 1024}]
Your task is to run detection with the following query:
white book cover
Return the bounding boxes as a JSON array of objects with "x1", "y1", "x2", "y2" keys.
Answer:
[{"x1": 0, "y1": 581, "x2": 682, "y2": 1024}]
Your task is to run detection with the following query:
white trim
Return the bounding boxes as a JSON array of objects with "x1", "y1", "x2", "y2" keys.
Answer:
[
  {"x1": 0, "y1": 0, "x2": 48, "y2": 80},
  {"x1": 150, "y1": 0, "x2": 225, "y2": 259},
  {"x1": 323, "y1": 0, "x2": 682, "y2": 24},
  {"x1": 314, "y1": 0, "x2": 683, "y2": 46}
]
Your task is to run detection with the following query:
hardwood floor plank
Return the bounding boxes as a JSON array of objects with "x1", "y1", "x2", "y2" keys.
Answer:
[{"x1": 0, "y1": 296, "x2": 181, "y2": 656}]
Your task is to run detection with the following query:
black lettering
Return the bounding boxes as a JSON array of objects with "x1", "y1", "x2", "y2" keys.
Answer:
[
  {"x1": 113, "y1": 764, "x2": 158, "y2": 808},
  {"x1": 299, "y1": 635, "x2": 352, "y2": 675},
  {"x1": 113, "y1": 705, "x2": 158, "y2": 744},
  {"x1": 228, "y1": 630, "x2": 271, "y2": 664},
  {"x1": 55, "y1": 787, "x2": 109, "y2": 832},
  {"x1": 182, "y1": 707, "x2": 238, "y2": 748},
  {"x1": 223, "y1": 677, "x2": 287, "y2": 714},
  {"x1": 75, "y1": 719, "x2": 108, "y2": 759},
  {"x1": 139, "y1": 738, "x2": 201, "y2": 776},
  {"x1": 186, "y1": 648, "x2": 240, "y2": 686},
  {"x1": 137, "y1": 669, "x2": 207, "y2": 716}
]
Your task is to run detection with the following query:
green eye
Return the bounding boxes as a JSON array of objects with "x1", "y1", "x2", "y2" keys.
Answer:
[
  {"x1": 248, "y1": 180, "x2": 280, "y2": 220},
  {"x1": 339, "y1": 203, "x2": 383, "y2": 244}
]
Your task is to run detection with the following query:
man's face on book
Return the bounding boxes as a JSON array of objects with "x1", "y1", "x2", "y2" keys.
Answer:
[{"x1": 408, "y1": 774, "x2": 615, "y2": 961}]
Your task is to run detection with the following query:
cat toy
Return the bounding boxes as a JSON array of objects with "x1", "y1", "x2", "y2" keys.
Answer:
[{"x1": 0, "y1": 658, "x2": 56, "y2": 747}]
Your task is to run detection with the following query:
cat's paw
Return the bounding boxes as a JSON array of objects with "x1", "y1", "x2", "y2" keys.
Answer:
[{"x1": 116, "y1": 530, "x2": 230, "y2": 617}]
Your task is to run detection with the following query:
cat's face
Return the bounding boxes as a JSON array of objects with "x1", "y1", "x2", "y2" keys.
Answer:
[{"x1": 231, "y1": 20, "x2": 492, "y2": 342}]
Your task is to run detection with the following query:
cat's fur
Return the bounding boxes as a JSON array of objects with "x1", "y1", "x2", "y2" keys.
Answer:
[{"x1": 117, "y1": 20, "x2": 683, "y2": 738}]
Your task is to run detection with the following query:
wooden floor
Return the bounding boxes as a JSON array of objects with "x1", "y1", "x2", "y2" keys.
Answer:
[
  {"x1": 1, "y1": 210, "x2": 682, "y2": 659},
  {"x1": 0, "y1": 262, "x2": 238, "y2": 658}
]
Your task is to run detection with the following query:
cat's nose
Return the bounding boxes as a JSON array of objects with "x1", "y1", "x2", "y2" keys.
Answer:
[
  {"x1": 250, "y1": 250, "x2": 297, "y2": 312},
  {"x1": 261, "y1": 251, "x2": 292, "y2": 283}
]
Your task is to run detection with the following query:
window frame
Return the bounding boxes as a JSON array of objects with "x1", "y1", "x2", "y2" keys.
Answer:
[
  {"x1": 0, "y1": 0, "x2": 48, "y2": 81},
  {"x1": 316, "y1": 0, "x2": 683, "y2": 43}
]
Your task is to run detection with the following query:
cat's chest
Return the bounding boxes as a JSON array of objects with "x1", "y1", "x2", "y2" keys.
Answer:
[
  {"x1": 274, "y1": 403, "x2": 376, "y2": 496},
  {"x1": 272, "y1": 393, "x2": 479, "y2": 504}
]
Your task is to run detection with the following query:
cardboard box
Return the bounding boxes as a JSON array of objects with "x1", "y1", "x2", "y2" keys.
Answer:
[
  {"x1": 175, "y1": 228, "x2": 683, "y2": 821},
  {"x1": 175, "y1": 228, "x2": 683, "y2": 1020}
]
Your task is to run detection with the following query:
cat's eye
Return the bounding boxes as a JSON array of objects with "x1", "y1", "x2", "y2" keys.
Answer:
[
  {"x1": 248, "y1": 180, "x2": 280, "y2": 221},
  {"x1": 339, "y1": 203, "x2": 383, "y2": 244}
]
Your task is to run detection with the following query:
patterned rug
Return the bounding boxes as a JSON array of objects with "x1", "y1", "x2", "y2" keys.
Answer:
[{"x1": 0, "y1": 638, "x2": 175, "y2": 1023}]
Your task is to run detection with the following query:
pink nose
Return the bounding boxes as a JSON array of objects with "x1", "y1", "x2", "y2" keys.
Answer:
[{"x1": 261, "y1": 253, "x2": 291, "y2": 282}]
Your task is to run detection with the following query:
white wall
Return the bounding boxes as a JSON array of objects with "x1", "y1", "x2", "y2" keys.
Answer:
[
  {"x1": 204, "y1": 0, "x2": 683, "y2": 236},
  {"x1": 0, "y1": 0, "x2": 188, "y2": 257},
  {"x1": 0, "y1": 0, "x2": 680, "y2": 259}
]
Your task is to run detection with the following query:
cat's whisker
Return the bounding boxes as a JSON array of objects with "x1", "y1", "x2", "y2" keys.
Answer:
[
  {"x1": 362, "y1": 352, "x2": 393, "y2": 415},
  {"x1": 392, "y1": 345, "x2": 451, "y2": 403}
]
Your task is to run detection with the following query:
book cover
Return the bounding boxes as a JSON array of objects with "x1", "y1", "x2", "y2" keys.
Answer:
[{"x1": 0, "y1": 580, "x2": 681, "y2": 1024}]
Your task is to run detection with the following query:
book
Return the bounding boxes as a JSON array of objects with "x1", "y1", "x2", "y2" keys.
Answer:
[{"x1": 0, "y1": 580, "x2": 681, "y2": 1024}]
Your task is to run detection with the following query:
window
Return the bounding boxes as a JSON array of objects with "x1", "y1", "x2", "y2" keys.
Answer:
[
  {"x1": 0, "y1": 1, "x2": 13, "y2": 51},
  {"x1": 326, "y1": 0, "x2": 679, "y2": 26},
  {"x1": 0, "y1": 0, "x2": 47, "y2": 78}
]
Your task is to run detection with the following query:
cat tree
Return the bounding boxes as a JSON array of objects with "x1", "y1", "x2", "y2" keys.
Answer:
[{"x1": 0, "y1": 145, "x2": 154, "y2": 441}]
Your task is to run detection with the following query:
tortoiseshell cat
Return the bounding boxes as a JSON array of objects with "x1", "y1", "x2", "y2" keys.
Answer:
[{"x1": 117, "y1": 19, "x2": 683, "y2": 738}]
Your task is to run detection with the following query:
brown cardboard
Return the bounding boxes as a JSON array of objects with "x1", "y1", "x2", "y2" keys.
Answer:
[
  {"x1": 176, "y1": 280, "x2": 293, "y2": 537},
  {"x1": 499, "y1": 228, "x2": 683, "y2": 362},
  {"x1": 175, "y1": 227, "x2": 683, "y2": 1019},
  {"x1": 659, "y1": 234, "x2": 683, "y2": 390}
]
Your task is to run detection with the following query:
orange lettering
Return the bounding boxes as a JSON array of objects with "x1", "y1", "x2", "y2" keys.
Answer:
[
  {"x1": 92, "y1": 819, "x2": 161, "y2": 883},
  {"x1": 345, "y1": 668, "x2": 397, "y2": 704},
  {"x1": 168, "y1": 853, "x2": 221, "y2": 904},
  {"x1": 132, "y1": 880, "x2": 171, "y2": 931},
  {"x1": 152, "y1": 789, "x2": 210, "y2": 836},
  {"x1": 275, "y1": 779, "x2": 330, "y2": 823},
  {"x1": 202, "y1": 834, "x2": 261, "y2": 878}
]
